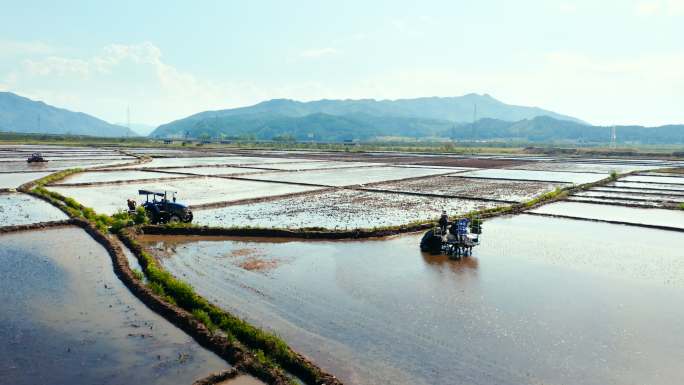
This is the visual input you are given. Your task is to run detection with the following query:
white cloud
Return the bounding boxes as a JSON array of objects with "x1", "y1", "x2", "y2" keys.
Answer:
[{"x1": 299, "y1": 47, "x2": 338, "y2": 58}]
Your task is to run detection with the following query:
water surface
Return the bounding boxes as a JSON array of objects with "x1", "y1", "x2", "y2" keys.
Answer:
[{"x1": 143, "y1": 215, "x2": 684, "y2": 385}]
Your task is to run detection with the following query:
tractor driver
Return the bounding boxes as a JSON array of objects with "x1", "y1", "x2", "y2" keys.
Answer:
[{"x1": 438, "y1": 210, "x2": 449, "y2": 235}]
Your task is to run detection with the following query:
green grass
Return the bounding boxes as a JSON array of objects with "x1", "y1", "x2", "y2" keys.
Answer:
[{"x1": 679, "y1": 203, "x2": 684, "y2": 210}]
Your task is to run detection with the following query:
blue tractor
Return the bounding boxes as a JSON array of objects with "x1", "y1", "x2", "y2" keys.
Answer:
[{"x1": 136, "y1": 190, "x2": 193, "y2": 224}]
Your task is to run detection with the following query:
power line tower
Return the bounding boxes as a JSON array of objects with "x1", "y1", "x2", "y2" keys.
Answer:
[
  {"x1": 472, "y1": 103, "x2": 478, "y2": 140},
  {"x1": 126, "y1": 106, "x2": 131, "y2": 137},
  {"x1": 610, "y1": 126, "x2": 616, "y2": 148}
]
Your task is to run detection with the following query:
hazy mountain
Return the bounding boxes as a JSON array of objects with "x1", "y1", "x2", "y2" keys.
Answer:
[
  {"x1": 151, "y1": 108, "x2": 684, "y2": 144},
  {"x1": 0, "y1": 92, "x2": 136, "y2": 137},
  {"x1": 459, "y1": 116, "x2": 684, "y2": 144},
  {"x1": 151, "y1": 94, "x2": 585, "y2": 138}
]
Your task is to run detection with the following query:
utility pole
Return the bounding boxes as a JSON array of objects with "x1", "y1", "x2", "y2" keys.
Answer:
[
  {"x1": 610, "y1": 126, "x2": 617, "y2": 148},
  {"x1": 126, "y1": 106, "x2": 131, "y2": 137},
  {"x1": 472, "y1": 103, "x2": 478, "y2": 140},
  {"x1": 37, "y1": 114, "x2": 41, "y2": 131}
]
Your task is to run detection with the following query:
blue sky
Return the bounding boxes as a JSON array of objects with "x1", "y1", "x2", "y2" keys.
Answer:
[{"x1": 0, "y1": 0, "x2": 682, "y2": 126}]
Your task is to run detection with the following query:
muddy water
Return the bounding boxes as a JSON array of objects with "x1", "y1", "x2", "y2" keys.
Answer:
[
  {"x1": 0, "y1": 172, "x2": 52, "y2": 189},
  {"x1": 142, "y1": 215, "x2": 684, "y2": 385},
  {"x1": 531, "y1": 201, "x2": 684, "y2": 229},
  {"x1": 193, "y1": 190, "x2": 502, "y2": 229},
  {"x1": 242, "y1": 166, "x2": 453, "y2": 187},
  {"x1": 455, "y1": 169, "x2": 606, "y2": 184},
  {"x1": 48, "y1": 177, "x2": 324, "y2": 215},
  {"x1": 0, "y1": 193, "x2": 68, "y2": 226},
  {"x1": 53, "y1": 170, "x2": 189, "y2": 185},
  {"x1": 0, "y1": 227, "x2": 227, "y2": 384}
]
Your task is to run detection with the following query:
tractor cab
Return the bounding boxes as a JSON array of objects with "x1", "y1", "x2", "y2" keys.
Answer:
[{"x1": 137, "y1": 189, "x2": 193, "y2": 224}]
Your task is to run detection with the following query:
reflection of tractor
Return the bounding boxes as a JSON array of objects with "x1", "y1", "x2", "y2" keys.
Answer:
[
  {"x1": 134, "y1": 190, "x2": 193, "y2": 224},
  {"x1": 420, "y1": 217, "x2": 482, "y2": 259},
  {"x1": 27, "y1": 153, "x2": 48, "y2": 163}
]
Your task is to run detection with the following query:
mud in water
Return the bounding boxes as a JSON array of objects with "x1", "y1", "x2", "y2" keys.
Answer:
[
  {"x1": 0, "y1": 227, "x2": 227, "y2": 384},
  {"x1": 373, "y1": 175, "x2": 567, "y2": 202},
  {"x1": 531, "y1": 201, "x2": 684, "y2": 229},
  {"x1": 0, "y1": 193, "x2": 68, "y2": 226},
  {"x1": 455, "y1": 169, "x2": 607, "y2": 184},
  {"x1": 48, "y1": 177, "x2": 324, "y2": 215},
  {"x1": 53, "y1": 170, "x2": 190, "y2": 185},
  {"x1": 193, "y1": 189, "x2": 503, "y2": 230},
  {"x1": 241, "y1": 166, "x2": 454, "y2": 187},
  {"x1": 141, "y1": 215, "x2": 684, "y2": 385},
  {"x1": 0, "y1": 172, "x2": 52, "y2": 189}
]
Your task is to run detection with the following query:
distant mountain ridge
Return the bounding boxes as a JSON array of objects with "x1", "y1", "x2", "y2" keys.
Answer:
[
  {"x1": 152, "y1": 94, "x2": 585, "y2": 139},
  {"x1": 0, "y1": 92, "x2": 135, "y2": 137}
]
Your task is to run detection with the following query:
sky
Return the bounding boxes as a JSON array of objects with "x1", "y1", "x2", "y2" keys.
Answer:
[{"x1": 0, "y1": 0, "x2": 682, "y2": 127}]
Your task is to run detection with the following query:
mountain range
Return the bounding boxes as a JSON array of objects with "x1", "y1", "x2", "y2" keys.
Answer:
[
  {"x1": 0, "y1": 92, "x2": 135, "y2": 137},
  {"x1": 151, "y1": 94, "x2": 585, "y2": 139},
  {"x1": 1, "y1": 91, "x2": 682, "y2": 144}
]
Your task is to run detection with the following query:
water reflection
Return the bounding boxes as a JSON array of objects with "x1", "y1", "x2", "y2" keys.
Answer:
[{"x1": 421, "y1": 251, "x2": 479, "y2": 275}]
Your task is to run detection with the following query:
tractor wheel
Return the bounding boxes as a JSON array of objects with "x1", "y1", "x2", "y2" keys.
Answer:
[
  {"x1": 169, "y1": 215, "x2": 181, "y2": 224},
  {"x1": 147, "y1": 211, "x2": 158, "y2": 224}
]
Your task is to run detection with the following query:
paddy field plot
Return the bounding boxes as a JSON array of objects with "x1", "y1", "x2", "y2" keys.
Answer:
[
  {"x1": 0, "y1": 171, "x2": 52, "y2": 189},
  {"x1": 0, "y1": 227, "x2": 226, "y2": 385},
  {"x1": 193, "y1": 189, "x2": 502, "y2": 229},
  {"x1": 373, "y1": 176, "x2": 567, "y2": 202},
  {"x1": 611, "y1": 181, "x2": 684, "y2": 191},
  {"x1": 52, "y1": 170, "x2": 190, "y2": 185},
  {"x1": 622, "y1": 175, "x2": 684, "y2": 184},
  {"x1": 111, "y1": 156, "x2": 314, "y2": 169},
  {"x1": 241, "y1": 166, "x2": 454, "y2": 187},
  {"x1": 508, "y1": 161, "x2": 655, "y2": 174},
  {"x1": 48, "y1": 177, "x2": 324, "y2": 215},
  {"x1": 255, "y1": 160, "x2": 384, "y2": 170},
  {"x1": 0, "y1": 159, "x2": 137, "y2": 173},
  {"x1": 142, "y1": 214, "x2": 684, "y2": 385},
  {"x1": 154, "y1": 166, "x2": 267, "y2": 176},
  {"x1": 530, "y1": 201, "x2": 684, "y2": 229},
  {"x1": 453, "y1": 169, "x2": 608, "y2": 184},
  {"x1": 0, "y1": 193, "x2": 68, "y2": 226}
]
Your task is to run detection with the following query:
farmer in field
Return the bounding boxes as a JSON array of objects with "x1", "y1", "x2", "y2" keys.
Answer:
[{"x1": 439, "y1": 210, "x2": 449, "y2": 235}]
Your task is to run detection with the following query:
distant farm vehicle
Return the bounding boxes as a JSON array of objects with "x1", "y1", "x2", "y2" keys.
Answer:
[
  {"x1": 135, "y1": 189, "x2": 193, "y2": 224},
  {"x1": 420, "y1": 218, "x2": 482, "y2": 259},
  {"x1": 27, "y1": 152, "x2": 48, "y2": 163}
]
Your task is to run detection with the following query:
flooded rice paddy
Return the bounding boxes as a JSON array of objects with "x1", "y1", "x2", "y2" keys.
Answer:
[
  {"x1": 193, "y1": 190, "x2": 502, "y2": 229},
  {"x1": 142, "y1": 215, "x2": 684, "y2": 385},
  {"x1": 0, "y1": 193, "x2": 68, "y2": 226},
  {"x1": 531, "y1": 201, "x2": 684, "y2": 229},
  {"x1": 0, "y1": 227, "x2": 226, "y2": 384},
  {"x1": 52, "y1": 170, "x2": 190, "y2": 185},
  {"x1": 48, "y1": 177, "x2": 324, "y2": 215},
  {"x1": 455, "y1": 169, "x2": 607, "y2": 184},
  {"x1": 373, "y1": 176, "x2": 566, "y2": 202},
  {"x1": 0, "y1": 171, "x2": 52, "y2": 189},
  {"x1": 4, "y1": 144, "x2": 684, "y2": 385},
  {"x1": 242, "y1": 166, "x2": 455, "y2": 187}
]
